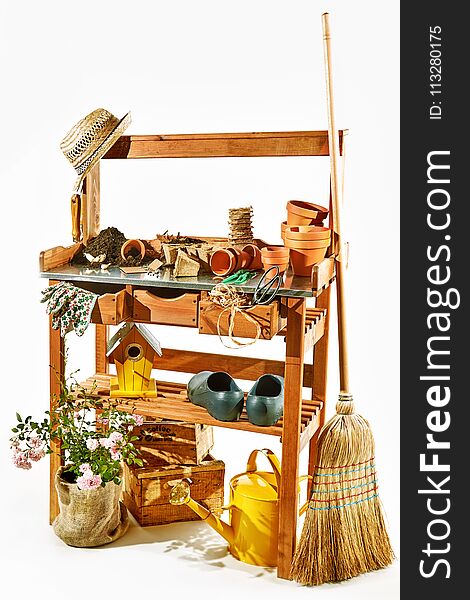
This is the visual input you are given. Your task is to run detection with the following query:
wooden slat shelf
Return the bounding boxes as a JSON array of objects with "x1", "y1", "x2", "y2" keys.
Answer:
[
  {"x1": 279, "y1": 306, "x2": 327, "y2": 350},
  {"x1": 76, "y1": 374, "x2": 322, "y2": 449},
  {"x1": 103, "y1": 130, "x2": 347, "y2": 160}
]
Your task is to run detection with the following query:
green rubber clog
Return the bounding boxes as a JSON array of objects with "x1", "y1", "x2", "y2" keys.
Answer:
[
  {"x1": 187, "y1": 371, "x2": 245, "y2": 422},
  {"x1": 246, "y1": 374, "x2": 284, "y2": 427}
]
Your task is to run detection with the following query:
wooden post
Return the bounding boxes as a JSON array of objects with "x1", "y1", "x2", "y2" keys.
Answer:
[
  {"x1": 277, "y1": 297, "x2": 306, "y2": 579},
  {"x1": 49, "y1": 304, "x2": 65, "y2": 524},
  {"x1": 82, "y1": 162, "x2": 100, "y2": 244},
  {"x1": 308, "y1": 285, "x2": 332, "y2": 494},
  {"x1": 95, "y1": 325, "x2": 109, "y2": 374}
]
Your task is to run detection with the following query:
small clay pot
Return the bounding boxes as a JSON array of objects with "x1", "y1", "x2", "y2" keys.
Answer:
[
  {"x1": 210, "y1": 248, "x2": 238, "y2": 276},
  {"x1": 290, "y1": 247, "x2": 328, "y2": 277},
  {"x1": 242, "y1": 244, "x2": 263, "y2": 270},
  {"x1": 261, "y1": 245, "x2": 290, "y2": 259},
  {"x1": 284, "y1": 225, "x2": 331, "y2": 241},
  {"x1": 284, "y1": 237, "x2": 330, "y2": 250},
  {"x1": 262, "y1": 262, "x2": 289, "y2": 280},
  {"x1": 121, "y1": 239, "x2": 146, "y2": 262},
  {"x1": 286, "y1": 200, "x2": 329, "y2": 226},
  {"x1": 281, "y1": 220, "x2": 325, "y2": 240},
  {"x1": 237, "y1": 249, "x2": 251, "y2": 270}
]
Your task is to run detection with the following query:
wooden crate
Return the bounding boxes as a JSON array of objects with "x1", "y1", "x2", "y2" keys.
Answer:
[
  {"x1": 133, "y1": 289, "x2": 199, "y2": 327},
  {"x1": 131, "y1": 420, "x2": 214, "y2": 466},
  {"x1": 199, "y1": 296, "x2": 287, "y2": 340},
  {"x1": 123, "y1": 456, "x2": 225, "y2": 526}
]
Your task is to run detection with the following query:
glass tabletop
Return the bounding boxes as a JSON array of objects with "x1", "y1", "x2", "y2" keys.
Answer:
[{"x1": 40, "y1": 264, "x2": 316, "y2": 297}]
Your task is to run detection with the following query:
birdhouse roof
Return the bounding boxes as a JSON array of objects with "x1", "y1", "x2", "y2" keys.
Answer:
[{"x1": 106, "y1": 323, "x2": 162, "y2": 357}]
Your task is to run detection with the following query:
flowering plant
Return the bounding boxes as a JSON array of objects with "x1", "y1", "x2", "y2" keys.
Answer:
[{"x1": 10, "y1": 371, "x2": 144, "y2": 490}]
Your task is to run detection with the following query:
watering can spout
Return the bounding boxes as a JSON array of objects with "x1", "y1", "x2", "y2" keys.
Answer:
[{"x1": 169, "y1": 479, "x2": 234, "y2": 546}]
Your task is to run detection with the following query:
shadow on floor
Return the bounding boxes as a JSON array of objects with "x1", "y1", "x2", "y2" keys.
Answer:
[{"x1": 105, "y1": 515, "x2": 276, "y2": 578}]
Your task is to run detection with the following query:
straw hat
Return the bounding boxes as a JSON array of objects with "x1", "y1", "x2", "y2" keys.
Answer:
[{"x1": 61, "y1": 108, "x2": 131, "y2": 192}]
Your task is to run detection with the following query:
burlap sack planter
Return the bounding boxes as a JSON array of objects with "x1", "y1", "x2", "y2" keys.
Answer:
[{"x1": 53, "y1": 466, "x2": 129, "y2": 547}]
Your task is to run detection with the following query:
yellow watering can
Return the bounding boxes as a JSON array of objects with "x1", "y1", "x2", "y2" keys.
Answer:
[{"x1": 169, "y1": 448, "x2": 311, "y2": 567}]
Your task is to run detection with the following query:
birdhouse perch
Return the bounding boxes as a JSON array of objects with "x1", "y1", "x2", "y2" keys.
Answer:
[{"x1": 106, "y1": 323, "x2": 162, "y2": 397}]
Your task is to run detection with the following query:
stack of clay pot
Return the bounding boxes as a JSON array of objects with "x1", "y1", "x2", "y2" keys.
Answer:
[
  {"x1": 260, "y1": 246, "x2": 290, "y2": 278},
  {"x1": 210, "y1": 244, "x2": 262, "y2": 277},
  {"x1": 283, "y1": 200, "x2": 330, "y2": 277}
]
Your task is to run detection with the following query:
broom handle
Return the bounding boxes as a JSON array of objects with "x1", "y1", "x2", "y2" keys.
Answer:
[{"x1": 322, "y1": 12, "x2": 350, "y2": 394}]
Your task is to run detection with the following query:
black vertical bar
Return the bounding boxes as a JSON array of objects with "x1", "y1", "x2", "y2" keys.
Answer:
[{"x1": 401, "y1": 3, "x2": 465, "y2": 597}]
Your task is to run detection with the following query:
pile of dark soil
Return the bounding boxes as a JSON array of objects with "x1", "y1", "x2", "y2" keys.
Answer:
[{"x1": 73, "y1": 227, "x2": 147, "y2": 266}]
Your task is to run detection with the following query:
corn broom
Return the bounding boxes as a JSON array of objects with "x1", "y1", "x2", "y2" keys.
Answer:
[{"x1": 290, "y1": 13, "x2": 394, "y2": 585}]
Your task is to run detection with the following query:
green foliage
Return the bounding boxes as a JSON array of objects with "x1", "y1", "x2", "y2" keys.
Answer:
[{"x1": 10, "y1": 367, "x2": 143, "y2": 483}]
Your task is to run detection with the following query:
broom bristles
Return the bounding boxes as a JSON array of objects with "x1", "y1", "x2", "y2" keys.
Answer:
[{"x1": 290, "y1": 396, "x2": 394, "y2": 585}]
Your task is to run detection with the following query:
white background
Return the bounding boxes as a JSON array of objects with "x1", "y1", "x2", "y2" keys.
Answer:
[{"x1": 0, "y1": 1, "x2": 399, "y2": 598}]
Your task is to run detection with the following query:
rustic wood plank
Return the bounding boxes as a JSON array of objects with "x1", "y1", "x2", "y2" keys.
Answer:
[
  {"x1": 109, "y1": 347, "x2": 314, "y2": 388},
  {"x1": 82, "y1": 163, "x2": 100, "y2": 244},
  {"x1": 49, "y1": 291, "x2": 65, "y2": 524},
  {"x1": 103, "y1": 130, "x2": 346, "y2": 159},
  {"x1": 95, "y1": 325, "x2": 109, "y2": 374},
  {"x1": 311, "y1": 255, "x2": 336, "y2": 295},
  {"x1": 278, "y1": 297, "x2": 306, "y2": 579},
  {"x1": 39, "y1": 243, "x2": 82, "y2": 272}
]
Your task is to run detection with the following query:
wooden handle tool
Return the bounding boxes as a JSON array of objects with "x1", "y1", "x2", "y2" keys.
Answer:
[
  {"x1": 322, "y1": 12, "x2": 350, "y2": 393},
  {"x1": 71, "y1": 194, "x2": 81, "y2": 242}
]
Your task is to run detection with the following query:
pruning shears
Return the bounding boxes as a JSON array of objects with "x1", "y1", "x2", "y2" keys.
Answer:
[{"x1": 222, "y1": 269, "x2": 258, "y2": 285}]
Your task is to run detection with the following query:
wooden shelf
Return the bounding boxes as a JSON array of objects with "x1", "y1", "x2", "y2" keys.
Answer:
[
  {"x1": 103, "y1": 130, "x2": 347, "y2": 160},
  {"x1": 76, "y1": 373, "x2": 322, "y2": 450}
]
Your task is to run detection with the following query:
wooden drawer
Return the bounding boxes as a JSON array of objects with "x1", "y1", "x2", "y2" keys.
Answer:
[
  {"x1": 133, "y1": 289, "x2": 199, "y2": 327},
  {"x1": 199, "y1": 296, "x2": 287, "y2": 340},
  {"x1": 91, "y1": 289, "x2": 132, "y2": 325}
]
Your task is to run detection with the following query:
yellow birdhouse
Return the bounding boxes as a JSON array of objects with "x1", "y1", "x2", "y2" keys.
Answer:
[{"x1": 106, "y1": 323, "x2": 162, "y2": 398}]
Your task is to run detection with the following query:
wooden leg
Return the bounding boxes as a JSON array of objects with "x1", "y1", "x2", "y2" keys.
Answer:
[
  {"x1": 308, "y1": 285, "x2": 332, "y2": 494},
  {"x1": 95, "y1": 324, "x2": 109, "y2": 373},
  {"x1": 95, "y1": 325, "x2": 109, "y2": 433},
  {"x1": 49, "y1": 316, "x2": 65, "y2": 524},
  {"x1": 277, "y1": 297, "x2": 306, "y2": 579}
]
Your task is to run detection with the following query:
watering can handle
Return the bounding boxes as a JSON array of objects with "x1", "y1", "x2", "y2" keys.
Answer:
[{"x1": 246, "y1": 448, "x2": 282, "y2": 489}]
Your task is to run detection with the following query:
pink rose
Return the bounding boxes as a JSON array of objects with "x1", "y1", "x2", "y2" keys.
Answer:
[
  {"x1": 109, "y1": 431, "x2": 123, "y2": 444},
  {"x1": 76, "y1": 471, "x2": 102, "y2": 491},
  {"x1": 29, "y1": 449, "x2": 45, "y2": 462},
  {"x1": 86, "y1": 438, "x2": 99, "y2": 451},
  {"x1": 132, "y1": 415, "x2": 144, "y2": 426},
  {"x1": 110, "y1": 449, "x2": 121, "y2": 461},
  {"x1": 12, "y1": 450, "x2": 32, "y2": 470},
  {"x1": 79, "y1": 463, "x2": 92, "y2": 473},
  {"x1": 99, "y1": 437, "x2": 112, "y2": 449},
  {"x1": 29, "y1": 436, "x2": 43, "y2": 449}
]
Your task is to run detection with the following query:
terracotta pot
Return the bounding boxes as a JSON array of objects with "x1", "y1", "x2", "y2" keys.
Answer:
[
  {"x1": 237, "y1": 249, "x2": 251, "y2": 270},
  {"x1": 210, "y1": 248, "x2": 238, "y2": 276},
  {"x1": 121, "y1": 239, "x2": 146, "y2": 261},
  {"x1": 286, "y1": 200, "x2": 329, "y2": 226},
  {"x1": 242, "y1": 244, "x2": 263, "y2": 270},
  {"x1": 262, "y1": 262, "x2": 289, "y2": 280},
  {"x1": 261, "y1": 245, "x2": 290, "y2": 259},
  {"x1": 281, "y1": 220, "x2": 325, "y2": 240},
  {"x1": 284, "y1": 237, "x2": 330, "y2": 250},
  {"x1": 290, "y1": 247, "x2": 328, "y2": 277},
  {"x1": 284, "y1": 225, "x2": 331, "y2": 241}
]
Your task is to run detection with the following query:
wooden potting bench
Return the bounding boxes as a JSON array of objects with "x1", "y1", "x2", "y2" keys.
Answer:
[{"x1": 40, "y1": 129, "x2": 346, "y2": 579}]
